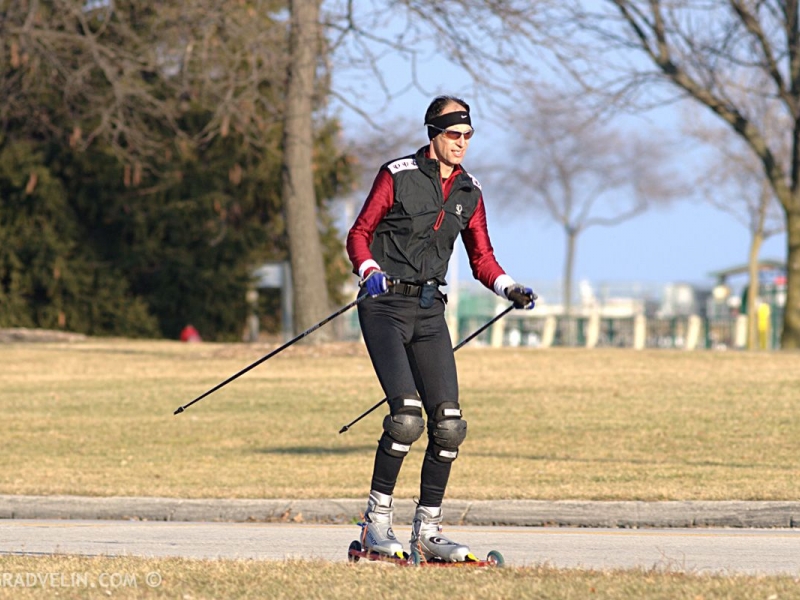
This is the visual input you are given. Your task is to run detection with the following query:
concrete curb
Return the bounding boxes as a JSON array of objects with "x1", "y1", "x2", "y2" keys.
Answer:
[{"x1": 1, "y1": 496, "x2": 799, "y2": 528}]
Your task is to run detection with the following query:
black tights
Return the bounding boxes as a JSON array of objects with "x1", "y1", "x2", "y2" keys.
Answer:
[{"x1": 358, "y1": 292, "x2": 459, "y2": 507}]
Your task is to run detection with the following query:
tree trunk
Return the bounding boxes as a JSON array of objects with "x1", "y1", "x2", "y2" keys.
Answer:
[
  {"x1": 563, "y1": 228, "x2": 576, "y2": 318},
  {"x1": 781, "y1": 206, "x2": 800, "y2": 349},
  {"x1": 746, "y1": 232, "x2": 762, "y2": 351},
  {"x1": 282, "y1": 0, "x2": 331, "y2": 340},
  {"x1": 563, "y1": 228, "x2": 576, "y2": 345}
]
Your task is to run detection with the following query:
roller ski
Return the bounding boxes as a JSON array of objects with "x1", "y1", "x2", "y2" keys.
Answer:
[
  {"x1": 407, "y1": 504, "x2": 504, "y2": 568},
  {"x1": 348, "y1": 500, "x2": 504, "y2": 568},
  {"x1": 347, "y1": 491, "x2": 409, "y2": 564}
]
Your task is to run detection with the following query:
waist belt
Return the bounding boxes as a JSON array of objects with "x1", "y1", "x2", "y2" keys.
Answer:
[
  {"x1": 389, "y1": 282, "x2": 435, "y2": 297},
  {"x1": 389, "y1": 280, "x2": 439, "y2": 298}
]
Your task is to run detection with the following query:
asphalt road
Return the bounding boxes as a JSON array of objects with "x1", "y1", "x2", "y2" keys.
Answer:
[{"x1": 2, "y1": 520, "x2": 799, "y2": 575}]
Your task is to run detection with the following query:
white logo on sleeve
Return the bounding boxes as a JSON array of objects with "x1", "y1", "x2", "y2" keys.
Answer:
[{"x1": 387, "y1": 158, "x2": 419, "y2": 174}]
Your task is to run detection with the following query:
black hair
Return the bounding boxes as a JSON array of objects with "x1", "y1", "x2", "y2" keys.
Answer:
[{"x1": 424, "y1": 95, "x2": 470, "y2": 124}]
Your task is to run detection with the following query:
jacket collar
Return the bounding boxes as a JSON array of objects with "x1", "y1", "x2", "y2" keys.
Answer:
[{"x1": 414, "y1": 146, "x2": 467, "y2": 184}]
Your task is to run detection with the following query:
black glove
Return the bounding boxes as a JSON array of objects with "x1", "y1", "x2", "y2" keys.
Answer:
[{"x1": 505, "y1": 284, "x2": 537, "y2": 310}]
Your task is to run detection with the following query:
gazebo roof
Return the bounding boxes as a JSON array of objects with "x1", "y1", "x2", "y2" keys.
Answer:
[{"x1": 708, "y1": 259, "x2": 786, "y2": 283}]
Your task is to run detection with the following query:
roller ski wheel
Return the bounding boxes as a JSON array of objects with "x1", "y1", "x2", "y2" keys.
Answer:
[
  {"x1": 348, "y1": 537, "x2": 409, "y2": 565},
  {"x1": 408, "y1": 546, "x2": 505, "y2": 568},
  {"x1": 486, "y1": 550, "x2": 505, "y2": 567},
  {"x1": 347, "y1": 540, "x2": 362, "y2": 563}
]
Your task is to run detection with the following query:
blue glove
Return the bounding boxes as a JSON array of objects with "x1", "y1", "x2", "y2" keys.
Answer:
[
  {"x1": 362, "y1": 269, "x2": 389, "y2": 297},
  {"x1": 505, "y1": 284, "x2": 537, "y2": 309}
]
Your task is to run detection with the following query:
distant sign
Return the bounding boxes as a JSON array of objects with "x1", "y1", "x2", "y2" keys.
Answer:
[{"x1": 252, "y1": 263, "x2": 285, "y2": 288}]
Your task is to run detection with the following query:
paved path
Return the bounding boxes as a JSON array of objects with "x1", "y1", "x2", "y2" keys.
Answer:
[
  {"x1": 2, "y1": 520, "x2": 799, "y2": 575},
  {"x1": 2, "y1": 496, "x2": 799, "y2": 528}
]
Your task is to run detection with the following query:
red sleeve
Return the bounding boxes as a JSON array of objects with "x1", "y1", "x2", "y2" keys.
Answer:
[
  {"x1": 346, "y1": 169, "x2": 394, "y2": 275},
  {"x1": 462, "y1": 196, "x2": 507, "y2": 290}
]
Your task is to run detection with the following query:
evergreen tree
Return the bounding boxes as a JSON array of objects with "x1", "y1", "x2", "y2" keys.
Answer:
[
  {"x1": 0, "y1": 139, "x2": 159, "y2": 336},
  {"x1": 0, "y1": 1, "x2": 355, "y2": 340}
]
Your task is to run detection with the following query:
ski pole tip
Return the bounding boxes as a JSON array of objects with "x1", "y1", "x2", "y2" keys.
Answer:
[
  {"x1": 174, "y1": 406, "x2": 185, "y2": 415},
  {"x1": 338, "y1": 425, "x2": 348, "y2": 434}
]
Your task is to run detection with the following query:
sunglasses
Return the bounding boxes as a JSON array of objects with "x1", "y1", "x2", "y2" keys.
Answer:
[{"x1": 432, "y1": 126, "x2": 475, "y2": 141}]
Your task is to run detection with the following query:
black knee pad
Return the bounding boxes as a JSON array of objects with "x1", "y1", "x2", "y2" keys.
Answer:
[
  {"x1": 380, "y1": 394, "x2": 425, "y2": 458},
  {"x1": 427, "y1": 401, "x2": 467, "y2": 463}
]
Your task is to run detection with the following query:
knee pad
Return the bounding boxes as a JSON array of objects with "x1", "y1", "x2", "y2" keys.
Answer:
[
  {"x1": 427, "y1": 401, "x2": 467, "y2": 463},
  {"x1": 380, "y1": 395, "x2": 425, "y2": 458}
]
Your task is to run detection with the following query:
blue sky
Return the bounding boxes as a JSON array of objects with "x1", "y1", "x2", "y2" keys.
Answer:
[{"x1": 330, "y1": 40, "x2": 787, "y2": 294}]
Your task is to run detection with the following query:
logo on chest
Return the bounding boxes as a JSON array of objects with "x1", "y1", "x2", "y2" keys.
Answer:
[{"x1": 455, "y1": 204, "x2": 463, "y2": 215}]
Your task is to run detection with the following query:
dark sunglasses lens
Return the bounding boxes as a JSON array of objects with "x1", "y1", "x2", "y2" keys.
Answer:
[{"x1": 442, "y1": 129, "x2": 474, "y2": 140}]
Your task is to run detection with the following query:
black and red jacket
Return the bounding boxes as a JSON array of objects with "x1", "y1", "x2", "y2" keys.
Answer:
[{"x1": 347, "y1": 146, "x2": 512, "y2": 296}]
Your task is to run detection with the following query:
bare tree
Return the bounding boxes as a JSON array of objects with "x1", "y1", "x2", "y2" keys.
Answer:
[
  {"x1": 529, "y1": 1, "x2": 800, "y2": 348},
  {"x1": 3, "y1": 1, "x2": 178, "y2": 166},
  {"x1": 4, "y1": 1, "x2": 344, "y2": 338},
  {"x1": 504, "y1": 96, "x2": 681, "y2": 317},
  {"x1": 3, "y1": 1, "x2": 289, "y2": 183},
  {"x1": 685, "y1": 109, "x2": 785, "y2": 349},
  {"x1": 282, "y1": 0, "x2": 333, "y2": 339},
  {"x1": 323, "y1": 1, "x2": 545, "y2": 117}
]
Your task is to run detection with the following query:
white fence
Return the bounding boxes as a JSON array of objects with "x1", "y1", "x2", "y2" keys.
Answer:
[{"x1": 336, "y1": 280, "x2": 782, "y2": 350}]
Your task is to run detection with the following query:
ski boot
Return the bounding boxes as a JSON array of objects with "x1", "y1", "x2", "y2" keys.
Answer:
[
  {"x1": 359, "y1": 490, "x2": 405, "y2": 559},
  {"x1": 409, "y1": 504, "x2": 478, "y2": 563}
]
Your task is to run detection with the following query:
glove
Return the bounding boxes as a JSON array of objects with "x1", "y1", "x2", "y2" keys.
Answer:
[
  {"x1": 361, "y1": 269, "x2": 389, "y2": 297},
  {"x1": 505, "y1": 284, "x2": 537, "y2": 309}
]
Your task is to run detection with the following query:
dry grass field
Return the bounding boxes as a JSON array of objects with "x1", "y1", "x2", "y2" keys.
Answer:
[
  {"x1": 2, "y1": 337, "x2": 798, "y2": 501},
  {"x1": 0, "y1": 555, "x2": 797, "y2": 600},
  {"x1": 3, "y1": 339, "x2": 800, "y2": 598}
]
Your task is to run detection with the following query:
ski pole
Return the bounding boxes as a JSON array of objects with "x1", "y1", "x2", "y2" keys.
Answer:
[
  {"x1": 174, "y1": 294, "x2": 367, "y2": 415},
  {"x1": 338, "y1": 303, "x2": 515, "y2": 434}
]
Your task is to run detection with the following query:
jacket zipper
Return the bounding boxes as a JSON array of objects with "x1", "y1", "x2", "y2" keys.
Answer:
[
  {"x1": 433, "y1": 165, "x2": 447, "y2": 231},
  {"x1": 433, "y1": 209, "x2": 445, "y2": 231}
]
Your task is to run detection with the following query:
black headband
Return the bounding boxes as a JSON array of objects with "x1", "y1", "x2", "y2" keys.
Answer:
[{"x1": 425, "y1": 111, "x2": 472, "y2": 140}]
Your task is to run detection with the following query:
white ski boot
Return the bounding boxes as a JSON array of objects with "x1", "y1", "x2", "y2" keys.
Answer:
[
  {"x1": 409, "y1": 504, "x2": 477, "y2": 563},
  {"x1": 361, "y1": 490, "x2": 404, "y2": 558}
]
